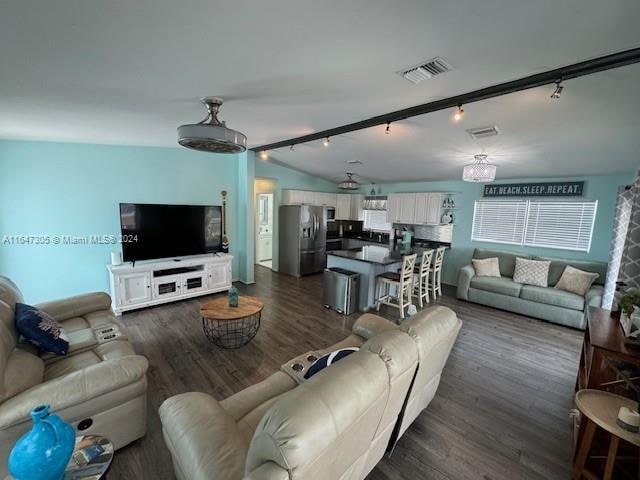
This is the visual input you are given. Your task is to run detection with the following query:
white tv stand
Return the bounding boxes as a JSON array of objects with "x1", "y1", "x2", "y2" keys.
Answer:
[{"x1": 107, "y1": 253, "x2": 233, "y2": 315}]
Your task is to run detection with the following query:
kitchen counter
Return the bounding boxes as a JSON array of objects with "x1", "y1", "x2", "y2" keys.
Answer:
[
  {"x1": 328, "y1": 244, "x2": 442, "y2": 265},
  {"x1": 326, "y1": 244, "x2": 446, "y2": 312},
  {"x1": 326, "y1": 233, "x2": 389, "y2": 245}
]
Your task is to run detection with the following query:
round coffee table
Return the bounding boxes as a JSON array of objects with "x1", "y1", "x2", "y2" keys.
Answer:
[{"x1": 201, "y1": 295, "x2": 264, "y2": 349}]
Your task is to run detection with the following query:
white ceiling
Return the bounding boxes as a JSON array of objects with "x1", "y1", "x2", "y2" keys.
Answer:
[{"x1": 1, "y1": 0, "x2": 639, "y2": 182}]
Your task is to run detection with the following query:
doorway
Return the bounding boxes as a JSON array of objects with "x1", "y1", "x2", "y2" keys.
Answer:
[{"x1": 255, "y1": 191, "x2": 274, "y2": 269}]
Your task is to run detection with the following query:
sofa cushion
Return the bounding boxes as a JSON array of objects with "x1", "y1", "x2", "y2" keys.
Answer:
[
  {"x1": 533, "y1": 256, "x2": 608, "y2": 286},
  {"x1": 513, "y1": 258, "x2": 550, "y2": 288},
  {"x1": 1, "y1": 349, "x2": 44, "y2": 402},
  {"x1": 43, "y1": 340, "x2": 135, "y2": 380},
  {"x1": 470, "y1": 276, "x2": 523, "y2": 297},
  {"x1": 555, "y1": 266, "x2": 600, "y2": 296},
  {"x1": 519, "y1": 285, "x2": 585, "y2": 311},
  {"x1": 473, "y1": 249, "x2": 529, "y2": 278},
  {"x1": 472, "y1": 258, "x2": 501, "y2": 277},
  {"x1": 15, "y1": 303, "x2": 69, "y2": 355},
  {"x1": 303, "y1": 348, "x2": 359, "y2": 379}
]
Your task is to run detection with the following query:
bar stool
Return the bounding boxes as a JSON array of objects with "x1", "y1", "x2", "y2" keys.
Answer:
[
  {"x1": 428, "y1": 247, "x2": 446, "y2": 301},
  {"x1": 412, "y1": 249, "x2": 434, "y2": 308},
  {"x1": 573, "y1": 389, "x2": 640, "y2": 479},
  {"x1": 375, "y1": 253, "x2": 417, "y2": 320}
]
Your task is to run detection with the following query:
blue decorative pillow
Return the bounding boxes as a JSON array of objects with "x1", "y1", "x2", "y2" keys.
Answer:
[
  {"x1": 304, "y1": 348, "x2": 359, "y2": 380},
  {"x1": 14, "y1": 303, "x2": 69, "y2": 355}
]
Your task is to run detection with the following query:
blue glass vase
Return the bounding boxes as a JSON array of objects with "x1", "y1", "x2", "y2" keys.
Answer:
[
  {"x1": 8, "y1": 404, "x2": 75, "y2": 480},
  {"x1": 228, "y1": 286, "x2": 239, "y2": 307}
]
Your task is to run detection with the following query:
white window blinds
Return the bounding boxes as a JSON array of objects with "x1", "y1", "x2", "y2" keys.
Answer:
[
  {"x1": 472, "y1": 200, "x2": 528, "y2": 245},
  {"x1": 524, "y1": 200, "x2": 597, "y2": 251},
  {"x1": 363, "y1": 210, "x2": 392, "y2": 232},
  {"x1": 472, "y1": 199, "x2": 598, "y2": 252}
]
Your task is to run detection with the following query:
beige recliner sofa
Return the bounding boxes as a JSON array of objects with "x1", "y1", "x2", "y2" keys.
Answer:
[
  {"x1": 160, "y1": 306, "x2": 461, "y2": 480},
  {"x1": 0, "y1": 277, "x2": 148, "y2": 476}
]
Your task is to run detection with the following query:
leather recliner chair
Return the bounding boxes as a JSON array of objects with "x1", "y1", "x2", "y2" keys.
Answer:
[
  {"x1": 0, "y1": 277, "x2": 148, "y2": 477},
  {"x1": 159, "y1": 306, "x2": 461, "y2": 480}
]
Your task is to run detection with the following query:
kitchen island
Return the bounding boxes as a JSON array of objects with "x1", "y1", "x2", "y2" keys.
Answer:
[{"x1": 327, "y1": 244, "x2": 432, "y2": 312}]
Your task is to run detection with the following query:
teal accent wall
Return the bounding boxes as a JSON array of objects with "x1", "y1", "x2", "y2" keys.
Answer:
[
  {"x1": 255, "y1": 160, "x2": 340, "y2": 193},
  {"x1": 0, "y1": 140, "x2": 242, "y2": 303},
  {"x1": 369, "y1": 174, "x2": 634, "y2": 285},
  {"x1": 0, "y1": 137, "x2": 632, "y2": 301}
]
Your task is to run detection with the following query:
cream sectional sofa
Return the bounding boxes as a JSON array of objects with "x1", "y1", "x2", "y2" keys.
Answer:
[
  {"x1": 457, "y1": 248, "x2": 607, "y2": 329},
  {"x1": 159, "y1": 306, "x2": 461, "y2": 480},
  {"x1": 0, "y1": 277, "x2": 148, "y2": 477}
]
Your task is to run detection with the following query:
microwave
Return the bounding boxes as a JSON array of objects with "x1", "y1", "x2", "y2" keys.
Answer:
[{"x1": 326, "y1": 207, "x2": 336, "y2": 220}]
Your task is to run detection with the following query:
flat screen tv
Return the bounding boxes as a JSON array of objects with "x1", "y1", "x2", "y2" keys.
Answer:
[{"x1": 119, "y1": 203, "x2": 222, "y2": 262}]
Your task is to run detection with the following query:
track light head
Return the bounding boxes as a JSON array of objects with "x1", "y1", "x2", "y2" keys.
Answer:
[
  {"x1": 259, "y1": 150, "x2": 268, "y2": 160},
  {"x1": 385, "y1": 122, "x2": 391, "y2": 135},
  {"x1": 551, "y1": 81, "x2": 563, "y2": 99},
  {"x1": 453, "y1": 105, "x2": 465, "y2": 121},
  {"x1": 323, "y1": 137, "x2": 330, "y2": 147},
  {"x1": 290, "y1": 144, "x2": 294, "y2": 152}
]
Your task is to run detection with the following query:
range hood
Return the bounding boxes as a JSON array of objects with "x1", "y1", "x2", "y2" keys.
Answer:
[{"x1": 363, "y1": 195, "x2": 387, "y2": 211}]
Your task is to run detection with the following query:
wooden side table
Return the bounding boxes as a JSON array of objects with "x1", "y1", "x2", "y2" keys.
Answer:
[
  {"x1": 200, "y1": 295, "x2": 264, "y2": 349},
  {"x1": 573, "y1": 390, "x2": 640, "y2": 480},
  {"x1": 576, "y1": 307, "x2": 640, "y2": 392}
]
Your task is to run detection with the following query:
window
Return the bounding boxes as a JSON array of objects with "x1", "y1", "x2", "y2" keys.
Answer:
[
  {"x1": 472, "y1": 199, "x2": 598, "y2": 252},
  {"x1": 472, "y1": 200, "x2": 528, "y2": 245},
  {"x1": 363, "y1": 210, "x2": 392, "y2": 232}
]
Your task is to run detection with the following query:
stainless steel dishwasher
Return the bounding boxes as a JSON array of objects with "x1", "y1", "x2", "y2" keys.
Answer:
[{"x1": 322, "y1": 267, "x2": 360, "y2": 315}]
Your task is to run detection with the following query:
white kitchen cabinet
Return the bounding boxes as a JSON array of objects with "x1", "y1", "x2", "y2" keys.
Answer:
[
  {"x1": 336, "y1": 194, "x2": 352, "y2": 220},
  {"x1": 413, "y1": 193, "x2": 443, "y2": 225},
  {"x1": 318, "y1": 192, "x2": 337, "y2": 207},
  {"x1": 386, "y1": 194, "x2": 402, "y2": 223},
  {"x1": 300, "y1": 191, "x2": 317, "y2": 205},
  {"x1": 350, "y1": 194, "x2": 364, "y2": 221},
  {"x1": 398, "y1": 193, "x2": 417, "y2": 224},
  {"x1": 426, "y1": 193, "x2": 443, "y2": 224},
  {"x1": 413, "y1": 193, "x2": 430, "y2": 224},
  {"x1": 282, "y1": 190, "x2": 302, "y2": 205}
]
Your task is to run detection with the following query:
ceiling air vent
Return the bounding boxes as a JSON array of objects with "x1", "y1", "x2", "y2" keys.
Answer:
[
  {"x1": 466, "y1": 125, "x2": 501, "y2": 140},
  {"x1": 398, "y1": 57, "x2": 453, "y2": 84}
]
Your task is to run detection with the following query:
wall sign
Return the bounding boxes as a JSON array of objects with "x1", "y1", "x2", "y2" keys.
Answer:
[{"x1": 483, "y1": 181, "x2": 584, "y2": 197}]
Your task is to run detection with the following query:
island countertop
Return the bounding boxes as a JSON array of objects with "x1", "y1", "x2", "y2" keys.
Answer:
[{"x1": 327, "y1": 245, "x2": 436, "y2": 265}]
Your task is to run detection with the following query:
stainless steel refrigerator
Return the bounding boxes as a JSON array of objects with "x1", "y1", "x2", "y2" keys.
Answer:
[{"x1": 279, "y1": 205, "x2": 327, "y2": 277}]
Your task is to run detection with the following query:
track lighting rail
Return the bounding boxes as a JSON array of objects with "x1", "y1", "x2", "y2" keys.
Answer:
[{"x1": 251, "y1": 47, "x2": 640, "y2": 152}]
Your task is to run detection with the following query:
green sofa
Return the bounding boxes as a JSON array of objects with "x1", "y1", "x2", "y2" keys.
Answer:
[{"x1": 457, "y1": 248, "x2": 607, "y2": 329}]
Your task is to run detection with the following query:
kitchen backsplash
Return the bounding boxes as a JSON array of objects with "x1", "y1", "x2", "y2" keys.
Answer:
[{"x1": 394, "y1": 223, "x2": 453, "y2": 243}]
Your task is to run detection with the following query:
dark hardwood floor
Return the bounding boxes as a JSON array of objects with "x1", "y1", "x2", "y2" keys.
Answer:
[{"x1": 109, "y1": 265, "x2": 582, "y2": 479}]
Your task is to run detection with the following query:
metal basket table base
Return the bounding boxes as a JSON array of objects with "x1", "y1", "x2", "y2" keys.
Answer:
[{"x1": 202, "y1": 313, "x2": 261, "y2": 349}]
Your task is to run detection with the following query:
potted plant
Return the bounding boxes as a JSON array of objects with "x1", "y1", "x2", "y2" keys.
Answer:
[{"x1": 620, "y1": 291, "x2": 640, "y2": 318}]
